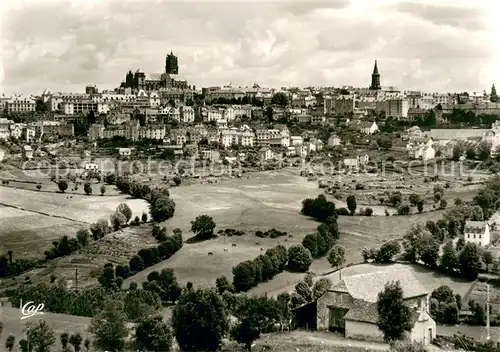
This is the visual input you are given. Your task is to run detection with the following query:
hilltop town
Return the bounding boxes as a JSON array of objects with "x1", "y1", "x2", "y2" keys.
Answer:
[{"x1": 1, "y1": 52, "x2": 500, "y2": 352}]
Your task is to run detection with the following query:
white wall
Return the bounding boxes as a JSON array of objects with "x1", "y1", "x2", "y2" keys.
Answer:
[{"x1": 345, "y1": 320, "x2": 384, "y2": 342}]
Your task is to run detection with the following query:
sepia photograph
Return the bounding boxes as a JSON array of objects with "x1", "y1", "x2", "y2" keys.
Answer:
[{"x1": 0, "y1": 0, "x2": 499, "y2": 351}]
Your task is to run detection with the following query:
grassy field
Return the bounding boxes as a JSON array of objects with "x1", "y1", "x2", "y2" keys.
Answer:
[
  {"x1": 0, "y1": 186, "x2": 149, "y2": 224},
  {"x1": 123, "y1": 171, "x2": 452, "y2": 291},
  {"x1": 0, "y1": 205, "x2": 85, "y2": 257},
  {"x1": 0, "y1": 306, "x2": 92, "y2": 351}
]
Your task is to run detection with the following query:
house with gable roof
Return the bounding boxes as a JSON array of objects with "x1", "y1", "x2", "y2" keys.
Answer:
[
  {"x1": 314, "y1": 268, "x2": 436, "y2": 344},
  {"x1": 464, "y1": 220, "x2": 490, "y2": 247}
]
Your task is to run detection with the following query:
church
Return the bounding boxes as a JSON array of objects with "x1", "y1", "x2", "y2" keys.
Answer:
[{"x1": 120, "y1": 52, "x2": 189, "y2": 92}]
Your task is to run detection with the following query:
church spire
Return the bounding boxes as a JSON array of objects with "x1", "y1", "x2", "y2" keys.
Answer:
[{"x1": 370, "y1": 60, "x2": 381, "y2": 90}]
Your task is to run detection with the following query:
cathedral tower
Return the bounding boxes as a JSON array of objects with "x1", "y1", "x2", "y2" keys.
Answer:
[
  {"x1": 369, "y1": 60, "x2": 381, "y2": 90},
  {"x1": 165, "y1": 51, "x2": 179, "y2": 74}
]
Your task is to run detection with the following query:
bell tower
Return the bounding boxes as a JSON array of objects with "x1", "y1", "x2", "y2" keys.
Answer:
[
  {"x1": 369, "y1": 60, "x2": 381, "y2": 90},
  {"x1": 165, "y1": 51, "x2": 179, "y2": 74}
]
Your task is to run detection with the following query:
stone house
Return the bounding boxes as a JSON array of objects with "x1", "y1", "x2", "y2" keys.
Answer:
[
  {"x1": 356, "y1": 121, "x2": 379, "y2": 135},
  {"x1": 464, "y1": 220, "x2": 490, "y2": 247},
  {"x1": 328, "y1": 134, "x2": 341, "y2": 147},
  {"x1": 316, "y1": 268, "x2": 436, "y2": 345},
  {"x1": 259, "y1": 147, "x2": 274, "y2": 161}
]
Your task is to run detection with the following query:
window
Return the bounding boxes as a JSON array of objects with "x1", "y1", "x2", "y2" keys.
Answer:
[
  {"x1": 474, "y1": 234, "x2": 476, "y2": 239},
  {"x1": 479, "y1": 235, "x2": 482, "y2": 239}
]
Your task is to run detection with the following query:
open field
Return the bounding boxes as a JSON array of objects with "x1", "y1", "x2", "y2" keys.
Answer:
[
  {"x1": 0, "y1": 186, "x2": 149, "y2": 224},
  {"x1": 0, "y1": 306, "x2": 92, "y2": 351},
  {"x1": 0, "y1": 205, "x2": 85, "y2": 257}
]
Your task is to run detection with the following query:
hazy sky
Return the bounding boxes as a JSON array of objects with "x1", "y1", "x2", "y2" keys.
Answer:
[{"x1": 1, "y1": 0, "x2": 499, "y2": 95}]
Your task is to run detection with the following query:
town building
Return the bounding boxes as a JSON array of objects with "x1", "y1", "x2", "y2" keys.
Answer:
[
  {"x1": 259, "y1": 147, "x2": 274, "y2": 161},
  {"x1": 6, "y1": 95, "x2": 36, "y2": 113},
  {"x1": 328, "y1": 134, "x2": 341, "y2": 147},
  {"x1": 118, "y1": 148, "x2": 132, "y2": 156},
  {"x1": 464, "y1": 221, "x2": 491, "y2": 247},
  {"x1": 22, "y1": 145, "x2": 33, "y2": 159},
  {"x1": 387, "y1": 98, "x2": 410, "y2": 119},
  {"x1": 356, "y1": 121, "x2": 379, "y2": 135},
  {"x1": 315, "y1": 268, "x2": 435, "y2": 345}
]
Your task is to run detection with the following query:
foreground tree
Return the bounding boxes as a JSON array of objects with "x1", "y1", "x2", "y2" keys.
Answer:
[
  {"x1": 89, "y1": 299, "x2": 128, "y2": 352},
  {"x1": 69, "y1": 332, "x2": 83, "y2": 352},
  {"x1": 172, "y1": 287, "x2": 229, "y2": 351},
  {"x1": 100, "y1": 185, "x2": 106, "y2": 195},
  {"x1": 5, "y1": 334, "x2": 15, "y2": 352},
  {"x1": 377, "y1": 281, "x2": 412, "y2": 342},
  {"x1": 191, "y1": 214, "x2": 216, "y2": 240},
  {"x1": 26, "y1": 319, "x2": 56, "y2": 352},
  {"x1": 135, "y1": 314, "x2": 172, "y2": 352},
  {"x1": 150, "y1": 196, "x2": 176, "y2": 222}
]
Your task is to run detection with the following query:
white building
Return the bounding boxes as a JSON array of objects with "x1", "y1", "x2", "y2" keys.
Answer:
[
  {"x1": 387, "y1": 98, "x2": 410, "y2": 119},
  {"x1": 118, "y1": 148, "x2": 132, "y2": 156},
  {"x1": 259, "y1": 147, "x2": 274, "y2": 161},
  {"x1": 6, "y1": 96, "x2": 36, "y2": 113},
  {"x1": 180, "y1": 106, "x2": 195, "y2": 123},
  {"x1": 464, "y1": 221, "x2": 490, "y2": 247},
  {"x1": 328, "y1": 134, "x2": 341, "y2": 147},
  {"x1": 290, "y1": 136, "x2": 303, "y2": 146}
]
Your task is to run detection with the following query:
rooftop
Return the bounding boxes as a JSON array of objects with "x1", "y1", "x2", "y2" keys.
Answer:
[{"x1": 328, "y1": 268, "x2": 428, "y2": 302}]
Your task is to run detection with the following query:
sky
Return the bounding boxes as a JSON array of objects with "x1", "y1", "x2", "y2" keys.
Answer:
[{"x1": 0, "y1": 0, "x2": 499, "y2": 95}]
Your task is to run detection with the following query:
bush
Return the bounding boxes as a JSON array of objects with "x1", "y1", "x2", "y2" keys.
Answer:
[
  {"x1": 141, "y1": 212, "x2": 148, "y2": 223},
  {"x1": 397, "y1": 204, "x2": 410, "y2": 215},
  {"x1": 365, "y1": 207, "x2": 373, "y2": 216},
  {"x1": 173, "y1": 176, "x2": 181, "y2": 186},
  {"x1": 84, "y1": 182, "x2": 92, "y2": 195},
  {"x1": 301, "y1": 195, "x2": 336, "y2": 221},
  {"x1": 287, "y1": 245, "x2": 312, "y2": 272},
  {"x1": 58, "y1": 180, "x2": 68, "y2": 193},
  {"x1": 336, "y1": 207, "x2": 350, "y2": 216}
]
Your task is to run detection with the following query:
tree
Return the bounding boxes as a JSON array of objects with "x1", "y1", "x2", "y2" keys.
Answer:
[
  {"x1": 346, "y1": 195, "x2": 357, "y2": 215},
  {"x1": 365, "y1": 207, "x2": 373, "y2": 216},
  {"x1": 60, "y1": 332, "x2": 69, "y2": 350},
  {"x1": 100, "y1": 185, "x2": 106, "y2": 195},
  {"x1": 397, "y1": 204, "x2": 410, "y2": 215},
  {"x1": 301, "y1": 234, "x2": 318, "y2": 258},
  {"x1": 388, "y1": 191, "x2": 402, "y2": 207},
  {"x1": 58, "y1": 180, "x2": 68, "y2": 193},
  {"x1": 271, "y1": 92, "x2": 288, "y2": 107},
  {"x1": 69, "y1": 333, "x2": 82, "y2": 352},
  {"x1": 439, "y1": 199, "x2": 447, "y2": 209},
  {"x1": 215, "y1": 276, "x2": 233, "y2": 295},
  {"x1": 231, "y1": 317, "x2": 260, "y2": 351},
  {"x1": 76, "y1": 228, "x2": 90, "y2": 247},
  {"x1": 142, "y1": 212, "x2": 148, "y2": 222},
  {"x1": 377, "y1": 281, "x2": 413, "y2": 342},
  {"x1": 89, "y1": 299, "x2": 128, "y2": 352},
  {"x1": 111, "y1": 211, "x2": 127, "y2": 230},
  {"x1": 375, "y1": 241, "x2": 400, "y2": 263},
  {"x1": 232, "y1": 261, "x2": 256, "y2": 292},
  {"x1": 327, "y1": 245, "x2": 345, "y2": 269},
  {"x1": 36, "y1": 184, "x2": 42, "y2": 191},
  {"x1": 287, "y1": 245, "x2": 313, "y2": 272},
  {"x1": 440, "y1": 241, "x2": 458, "y2": 271},
  {"x1": 191, "y1": 215, "x2": 216, "y2": 240},
  {"x1": 452, "y1": 144, "x2": 464, "y2": 161},
  {"x1": 149, "y1": 196, "x2": 176, "y2": 222},
  {"x1": 135, "y1": 314, "x2": 172, "y2": 352},
  {"x1": 173, "y1": 176, "x2": 181, "y2": 186},
  {"x1": 294, "y1": 281, "x2": 312, "y2": 302},
  {"x1": 466, "y1": 145, "x2": 476, "y2": 159},
  {"x1": 26, "y1": 319, "x2": 56, "y2": 352},
  {"x1": 116, "y1": 203, "x2": 132, "y2": 223},
  {"x1": 84, "y1": 182, "x2": 92, "y2": 195},
  {"x1": 5, "y1": 334, "x2": 15, "y2": 352},
  {"x1": 172, "y1": 288, "x2": 229, "y2": 352},
  {"x1": 312, "y1": 278, "x2": 332, "y2": 300},
  {"x1": 417, "y1": 200, "x2": 424, "y2": 213},
  {"x1": 477, "y1": 141, "x2": 492, "y2": 161},
  {"x1": 482, "y1": 250, "x2": 494, "y2": 272},
  {"x1": 408, "y1": 194, "x2": 421, "y2": 206},
  {"x1": 459, "y1": 243, "x2": 482, "y2": 280}
]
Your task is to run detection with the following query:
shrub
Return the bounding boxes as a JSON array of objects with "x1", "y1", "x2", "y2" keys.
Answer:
[
  {"x1": 397, "y1": 204, "x2": 410, "y2": 215},
  {"x1": 336, "y1": 207, "x2": 350, "y2": 216},
  {"x1": 365, "y1": 207, "x2": 373, "y2": 216},
  {"x1": 141, "y1": 212, "x2": 148, "y2": 223}
]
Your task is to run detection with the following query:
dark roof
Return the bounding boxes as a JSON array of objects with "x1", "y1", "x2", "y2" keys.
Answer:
[{"x1": 344, "y1": 299, "x2": 420, "y2": 325}]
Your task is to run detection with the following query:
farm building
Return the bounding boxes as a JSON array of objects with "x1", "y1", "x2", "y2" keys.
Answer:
[
  {"x1": 464, "y1": 220, "x2": 490, "y2": 247},
  {"x1": 313, "y1": 268, "x2": 436, "y2": 345},
  {"x1": 259, "y1": 147, "x2": 274, "y2": 161}
]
